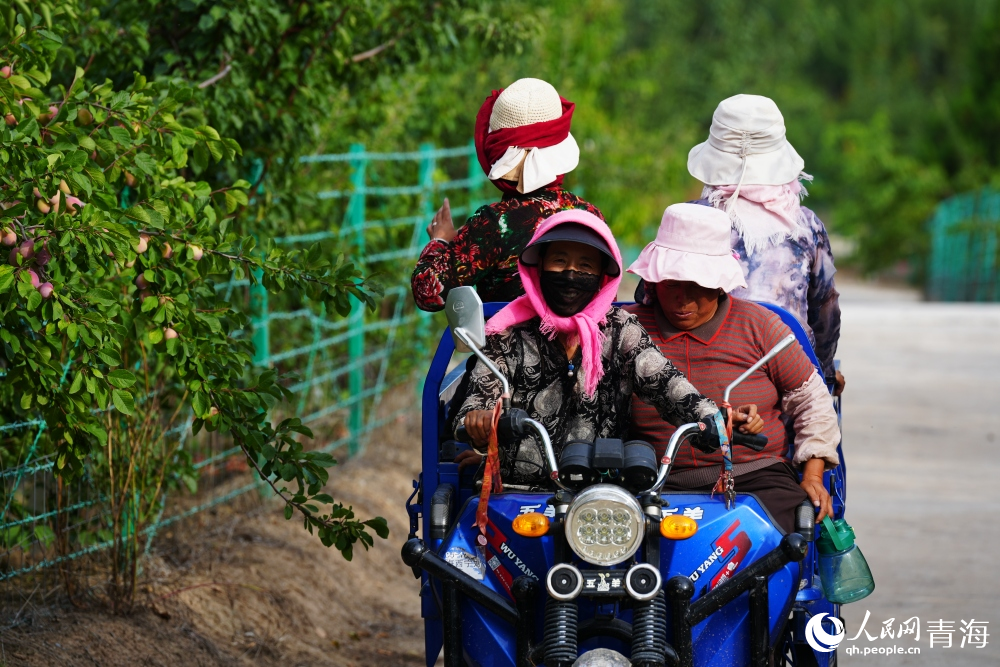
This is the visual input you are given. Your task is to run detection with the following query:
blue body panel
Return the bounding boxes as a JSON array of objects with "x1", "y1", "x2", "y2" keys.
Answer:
[
  {"x1": 415, "y1": 300, "x2": 846, "y2": 667},
  {"x1": 436, "y1": 492, "x2": 799, "y2": 667}
]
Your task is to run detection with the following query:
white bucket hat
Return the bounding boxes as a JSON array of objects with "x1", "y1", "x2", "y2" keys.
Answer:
[
  {"x1": 486, "y1": 78, "x2": 579, "y2": 193},
  {"x1": 687, "y1": 94, "x2": 804, "y2": 189},
  {"x1": 627, "y1": 203, "x2": 747, "y2": 293}
]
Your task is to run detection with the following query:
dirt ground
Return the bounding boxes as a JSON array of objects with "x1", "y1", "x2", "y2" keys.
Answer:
[{"x1": 0, "y1": 406, "x2": 429, "y2": 667}]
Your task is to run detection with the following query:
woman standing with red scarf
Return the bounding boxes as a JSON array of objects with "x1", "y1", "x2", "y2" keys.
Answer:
[{"x1": 411, "y1": 78, "x2": 603, "y2": 311}]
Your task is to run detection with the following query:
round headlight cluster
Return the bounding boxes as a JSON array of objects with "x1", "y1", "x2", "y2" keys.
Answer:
[{"x1": 564, "y1": 486, "x2": 645, "y2": 565}]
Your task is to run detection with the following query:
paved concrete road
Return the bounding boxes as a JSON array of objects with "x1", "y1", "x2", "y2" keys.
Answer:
[{"x1": 836, "y1": 281, "x2": 1000, "y2": 666}]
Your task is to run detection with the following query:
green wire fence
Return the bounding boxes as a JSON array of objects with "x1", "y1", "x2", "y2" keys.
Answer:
[
  {"x1": 927, "y1": 188, "x2": 1000, "y2": 302},
  {"x1": 0, "y1": 142, "x2": 490, "y2": 591}
]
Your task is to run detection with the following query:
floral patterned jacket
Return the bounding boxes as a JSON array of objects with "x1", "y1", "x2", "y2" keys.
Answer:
[
  {"x1": 453, "y1": 307, "x2": 718, "y2": 487},
  {"x1": 636, "y1": 203, "x2": 841, "y2": 378},
  {"x1": 411, "y1": 186, "x2": 603, "y2": 311}
]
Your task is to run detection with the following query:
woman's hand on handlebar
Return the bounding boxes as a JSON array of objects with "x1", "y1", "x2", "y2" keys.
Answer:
[
  {"x1": 463, "y1": 410, "x2": 495, "y2": 449},
  {"x1": 732, "y1": 404, "x2": 764, "y2": 434},
  {"x1": 800, "y1": 457, "x2": 833, "y2": 522}
]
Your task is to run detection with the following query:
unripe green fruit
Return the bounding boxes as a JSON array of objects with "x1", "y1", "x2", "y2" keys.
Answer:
[{"x1": 76, "y1": 109, "x2": 93, "y2": 126}]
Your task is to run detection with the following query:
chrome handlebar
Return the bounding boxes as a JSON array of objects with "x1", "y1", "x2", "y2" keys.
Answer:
[{"x1": 645, "y1": 422, "x2": 703, "y2": 494}]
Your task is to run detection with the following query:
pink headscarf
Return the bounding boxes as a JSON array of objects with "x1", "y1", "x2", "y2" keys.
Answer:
[
  {"x1": 485, "y1": 209, "x2": 623, "y2": 398},
  {"x1": 703, "y1": 173, "x2": 812, "y2": 256}
]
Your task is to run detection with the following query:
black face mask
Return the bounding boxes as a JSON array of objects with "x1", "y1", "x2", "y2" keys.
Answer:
[{"x1": 540, "y1": 270, "x2": 603, "y2": 317}]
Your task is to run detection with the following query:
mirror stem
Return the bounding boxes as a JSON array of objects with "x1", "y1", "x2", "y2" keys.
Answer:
[
  {"x1": 454, "y1": 327, "x2": 511, "y2": 401},
  {"x1": 723, "y1": 334, "x2": 796, "y2": 404}
]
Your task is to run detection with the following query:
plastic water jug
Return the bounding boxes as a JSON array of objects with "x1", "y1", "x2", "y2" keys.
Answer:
[{"x1": 815, "y1": 516, "x2": 875, "y2": 604}]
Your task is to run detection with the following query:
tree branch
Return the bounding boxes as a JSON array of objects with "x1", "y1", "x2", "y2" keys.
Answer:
[
  {"x1": 197, "y1": 64, "x2": 232, "y2": 89},
  {"x1": 349, "y1": 37, "x2": 401, "y2": 63}
]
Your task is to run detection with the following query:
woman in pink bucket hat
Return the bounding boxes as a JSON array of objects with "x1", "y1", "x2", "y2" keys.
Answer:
[{"x1": 625, "y1": 203, "x2": 841, "y2": 533}]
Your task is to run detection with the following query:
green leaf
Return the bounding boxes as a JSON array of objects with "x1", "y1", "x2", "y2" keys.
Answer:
[
  {"x1": 98, "y1": 348, "x2": 122, "y2": 366},
  {"x1": 122, "y1": 206, "x2": 151, "y2": 224},
  {"x1": 26, "y1": 289, "x2": 42, "y2": 311},
  {"x1": 7, "y1": 75, "x2": 30, "y2": 90},
  {"x1": 68, "y1": 371, "x2": 83, "y2": 394},
  {"x1": 37, "y1": 29, "x2": 62, "y2": 44},
  {"x1": 87, "y1": 288, "x2": 116, "y2": 306},
  {"x1": 148, "y1": 327, "x2": 163, "y2": 344},
  {"x1": 284, "y1": 504, "x2": 293, "y2": 520},
  {"x1": 363, "y1": 517, "x2": 390, "y2": 539},
  {"x1": 133, "y1": 152, "x2": 156, "y2": 175},
  {"x1": 141, "y1": 295, "x2": 158, "y2": 312},
  {"x1": 111, "y1": 389, "x2": 135, "y2": 415},
  {"x1": 191, "y1": 142, "x2": 208, "y2": 174},
  {"x1": 0, "y1": 265, "x2": 15, "y2": 292},
  {"x1": 108, "y1": 126, "x2": 131, "y2": 146},
  {"x1": 191, "y1": 391, "x2": 209, "y2": 417},
  {"x1": 107, "y1": 369, "x2": 137, "y2": 389}
]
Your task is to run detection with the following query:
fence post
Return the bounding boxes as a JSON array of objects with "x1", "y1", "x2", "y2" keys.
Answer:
[
  {"x1": 250, "y1": 269, "x2": 269, "y2": 366},
  {"x1": 347, "y1": 143, "x2": 367, "y2": 455},
  {"x1": 415, "y1": 143, "x2": 436, "y2": 359},
  {"x1": 467, "y1": 139, "x2": 484, "y2": 211}
]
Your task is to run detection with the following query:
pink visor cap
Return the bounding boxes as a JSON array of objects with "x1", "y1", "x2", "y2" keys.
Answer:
[{"x1": 627, "y1": 203, "x2": 747, "y2": 292}]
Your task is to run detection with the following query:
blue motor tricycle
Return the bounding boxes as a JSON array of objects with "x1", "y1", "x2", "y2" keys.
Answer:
[{"x1": 402, "y1": 287, "x2": 848, "y2": 667}]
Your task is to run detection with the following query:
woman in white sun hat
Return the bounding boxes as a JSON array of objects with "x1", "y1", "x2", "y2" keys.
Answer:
[
  {"x1": 411, "y1": 78, "x2": 602, "y2": 312},
  {"x1": 637, "y1": 94, "x2": 844, "y2": 393},
  {"x1": 625, "y1": 203, "x2": 840, "y2": 533}
]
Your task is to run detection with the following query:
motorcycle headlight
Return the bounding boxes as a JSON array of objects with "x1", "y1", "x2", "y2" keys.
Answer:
[{"x1": 564, "y1": 486, "x2": 645, "y2": 566}]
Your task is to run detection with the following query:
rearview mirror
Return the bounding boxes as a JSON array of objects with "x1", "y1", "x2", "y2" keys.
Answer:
[{"x1": 445, "y1": 286, "x2": 485, "y2": 352}]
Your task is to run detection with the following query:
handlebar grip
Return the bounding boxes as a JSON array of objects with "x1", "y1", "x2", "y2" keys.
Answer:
[{"x1": 732, "y1": 431, "x2": 768, "y2": 451}]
